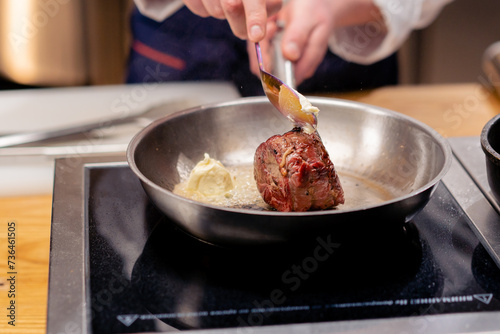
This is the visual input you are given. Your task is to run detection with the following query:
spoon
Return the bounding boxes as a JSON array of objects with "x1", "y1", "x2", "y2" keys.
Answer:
[{"x1": 255, "y1": 42, "x2": 318, "y2": 133}]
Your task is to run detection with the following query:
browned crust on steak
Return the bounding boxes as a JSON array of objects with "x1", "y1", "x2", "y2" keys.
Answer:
[{"x1": 254, "y1": 129, "x2": 344, "y2": 212}]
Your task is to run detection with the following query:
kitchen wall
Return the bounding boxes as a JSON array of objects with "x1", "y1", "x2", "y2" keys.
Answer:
[
  {"x1": 0, "y1": 0, "x2": 131, "y2": 87},
  {"x1": 399, "y1": 0, "x2": 500, "y2": 85}
]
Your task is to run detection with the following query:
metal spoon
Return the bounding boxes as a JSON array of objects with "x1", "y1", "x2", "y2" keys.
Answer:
[{"x1": 255, "y1": 42, "x2": 318, "y2": 132}]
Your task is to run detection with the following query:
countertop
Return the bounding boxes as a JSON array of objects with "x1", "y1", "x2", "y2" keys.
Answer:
[{"x1": 0, "y1": 82, "x2": 499, "y2": 333}]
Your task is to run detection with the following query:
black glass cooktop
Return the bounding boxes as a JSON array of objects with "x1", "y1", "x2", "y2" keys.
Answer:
[{"x1": 86, "y1": 165, "x2": 500, "y2": 333}]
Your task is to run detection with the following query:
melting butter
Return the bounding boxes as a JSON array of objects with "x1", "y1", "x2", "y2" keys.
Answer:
[
  {"x1": 186, "y1": 153, "x2": 234, "y2": 196},
  {"x1": 297, "y1": 92, "x2": 319, "y2": 134}
]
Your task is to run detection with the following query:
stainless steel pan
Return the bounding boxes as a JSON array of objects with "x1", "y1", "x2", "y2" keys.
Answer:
[{"x1": 127, "y1": 97, "x2": 452, "y2": 245}]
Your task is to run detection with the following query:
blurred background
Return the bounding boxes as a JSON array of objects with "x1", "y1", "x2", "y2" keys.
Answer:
[
  {"x1": 0, "y1": 0, "x2": 131, "y2": 89},
  {"x1": 0, "y1": 0, "x2": 499, "y2": 90}
]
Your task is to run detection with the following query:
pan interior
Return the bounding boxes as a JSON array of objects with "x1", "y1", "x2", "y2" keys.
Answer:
[{"x1": 132, "y1": 98, "x2": 448, "y2": 212}]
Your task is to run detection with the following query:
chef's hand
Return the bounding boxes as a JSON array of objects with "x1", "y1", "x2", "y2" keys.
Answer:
[
  {"x1": 183, "y1": 0, "x2": 283, "y2": 42},
  {"x1": 249, "y1": 0, "x2": 386, "y2": 85}
]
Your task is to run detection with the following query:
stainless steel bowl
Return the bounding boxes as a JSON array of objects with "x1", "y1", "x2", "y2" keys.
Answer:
[{"x1": 127, "y1": 97, "x2": 452, "y2": 246}]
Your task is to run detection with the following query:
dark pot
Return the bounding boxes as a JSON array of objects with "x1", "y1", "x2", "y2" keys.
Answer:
[{"x1": 481, "y1": 114, "x2": 500, "y2": 203}]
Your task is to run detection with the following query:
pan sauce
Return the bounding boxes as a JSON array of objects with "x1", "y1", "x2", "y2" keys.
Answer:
[
  {"x1": 173, "y1": 165, "x2": 394, "y2": 211},
  {"x1": 174, "y1": 165, "x2": 268, "y2": 210}
]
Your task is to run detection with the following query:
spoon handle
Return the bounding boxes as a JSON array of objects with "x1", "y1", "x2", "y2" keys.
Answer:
[{"x1": 272, "y1": 26, "x2": 296, "y2": 89}]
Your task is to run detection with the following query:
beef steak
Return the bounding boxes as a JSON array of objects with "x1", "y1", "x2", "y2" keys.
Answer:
[{"x1": 254, "y1": 128, "x2": 344, "y2": 212}]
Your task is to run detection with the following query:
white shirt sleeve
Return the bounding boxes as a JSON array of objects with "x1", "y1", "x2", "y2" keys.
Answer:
[
  {"x1": 133, "y1": 0, "x2": 184, "y2": 22},
  {"x1": 329, "y1": 0, "x2": 454, "y2": 64}
]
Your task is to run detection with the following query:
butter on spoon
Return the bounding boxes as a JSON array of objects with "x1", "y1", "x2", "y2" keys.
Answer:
[
  {"x1": 278, "y1": 86, "x2": 319, "y2": 134},
  {"x1": 255, "y1": 42, "x2": 319, "y2": 133}
]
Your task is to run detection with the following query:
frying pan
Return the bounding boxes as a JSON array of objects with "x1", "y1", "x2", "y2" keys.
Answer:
[{"x1": 127, "y1": 97, "x2": 452, "y2": 246}]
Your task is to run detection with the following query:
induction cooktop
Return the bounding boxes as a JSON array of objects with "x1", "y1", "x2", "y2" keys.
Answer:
[{"x1": 46, "y1": 136, "x2": 500, "y2": 334}]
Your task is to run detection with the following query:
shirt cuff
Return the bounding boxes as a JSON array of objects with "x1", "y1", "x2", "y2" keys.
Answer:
[
  {"x1": 328, "y1": 0, "x2": 423, "y2": 64},
  {"x1": 134, "y1": 0, "x2": 184, "y2": 22}
]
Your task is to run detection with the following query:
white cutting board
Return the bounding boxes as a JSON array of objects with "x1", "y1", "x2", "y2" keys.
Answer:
[{"x1": 0, "y1": 82, "x2": 241, "y2": 196}]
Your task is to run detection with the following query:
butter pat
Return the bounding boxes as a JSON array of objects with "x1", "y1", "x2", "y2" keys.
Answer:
[
  {"x1": 298, "y1": 92, "x2": 319, "y2": 134},
  {"x1": 187, "y1": 153, "x2": 234, "y2": 196}
]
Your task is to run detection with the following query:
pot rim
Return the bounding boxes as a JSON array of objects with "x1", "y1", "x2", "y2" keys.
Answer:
[{"x1": 481, "y1": 114, "x2": 500, "y2": 166}]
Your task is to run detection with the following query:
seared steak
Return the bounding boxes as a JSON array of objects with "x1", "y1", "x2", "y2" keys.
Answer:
[{"x1": 254, "y1": 128, "x2": 344, "y2": 212}]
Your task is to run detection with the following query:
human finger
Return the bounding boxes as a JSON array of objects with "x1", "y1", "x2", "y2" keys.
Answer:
[
  {"x1": 265, "y1": 0, "x2": 282, "y2": 18},
  {"x1": 219, "y1": 0, "x2": 265, "y2": 41},
  {"x1": 243, "y1": 0, "x2": 283, "y2": 41},
  {"x1": 280, "y1": 1, "x2": 321, "y2": 61},
  {"x1": 183, "y1": 0, "x2": 211, "y2": 17},
  {"x1": 247, "y1": 20, "x2": 278, "y2": 77},
  {"x1": 293, "y1": 24, "x2": 330, "y2": 84},
  {"x1": 280, "y1": 0, "x2": 333, "y2": 83},
  {"x1": 200, "y1": 0, "x2": 226, "y2": 18},
  {"x1": 238, "y1": 0, "x2": 282, "y2": 41}
]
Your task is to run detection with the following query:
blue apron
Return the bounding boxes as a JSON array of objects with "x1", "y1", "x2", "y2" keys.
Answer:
[{"x1": 127, "y1": 6, "x2": 398, "y2": 96}]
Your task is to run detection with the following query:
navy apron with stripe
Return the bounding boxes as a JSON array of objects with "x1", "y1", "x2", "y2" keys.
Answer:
[{"x1": 127, "y1": 6, "x2": 398, "y2": 97}]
